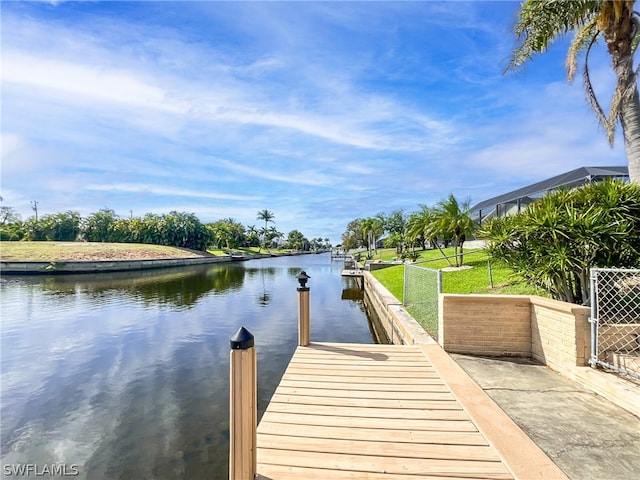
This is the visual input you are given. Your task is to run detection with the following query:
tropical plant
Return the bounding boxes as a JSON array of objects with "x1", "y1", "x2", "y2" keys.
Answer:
[
  {"x1": 507, "y1": 0, "x2": 640, "y2": 184},
  {"x1": 245, "y1": 225, "x2": 260, "y2": 247},
  {"x1": 24, "y1": 211, "x2": 81, "y2": 241},
  {"x1": 433, "y1": 194, "x2": 475, "y2": 266},
  {"x1": 208, "y1": 218, "x2": 246, "y2": 250},
  {"x1": 0, "y1": 205, "x2": 20, "y2": 225},
  {"x1": 286, "y1": 229, "x2": 308, "y2": 251},
  {"x1": 479, "y1": 180, "x2": 640, "y2": 304},
  {"x1": 82, "y1": 208, "x2": 118, "y2": 242},
  {"x1": 406, "y1": 205, "x2": 434, "y2": 251},
  {"x1": 360, "y1": 216, "x2": 384, "y2": 258},
  {"x1": 0, "y1": 205, "x2": 23, "y2": 241},
  {"x1": 384, "y1": 210, "x2": 407, "y2": 253},
  {"x1": 257, "y1": 209, "x2": 275, "y2": 252},
  {"x1": 341, "y1": 218, "x2": 365, "y2": 251},
  {"x1": 0, "y1": 220, "x2": 24, "y2": 241}
]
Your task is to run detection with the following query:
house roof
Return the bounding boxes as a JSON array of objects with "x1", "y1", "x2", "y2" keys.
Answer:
[{"x1": 471, "y1": 166, "x2": 629, "y2": 213}]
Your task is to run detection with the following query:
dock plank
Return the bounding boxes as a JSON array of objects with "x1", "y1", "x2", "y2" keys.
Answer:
[
  {"x1": 256, "y1": 342, "x2": 565, "y2": 479},
  {"x1": 256, "y1": 422, "x2": 488, "y2": 445},
  {"x1": 262, "y1": 412, "x2": 480, "y2": 432},
  {"x1": 257, "y1": 448, "x2": 511, "y2": 477}
]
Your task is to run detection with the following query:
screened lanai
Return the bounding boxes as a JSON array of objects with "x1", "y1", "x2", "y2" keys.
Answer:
[{"x1": 470, "y1": 166, "x2": 629, "y2": 225}]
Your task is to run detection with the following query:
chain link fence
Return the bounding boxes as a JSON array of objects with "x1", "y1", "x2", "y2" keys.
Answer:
[
  {"x1": 590, "y1": 268, "x2": 640, "y2": 381},
  {"x1": 403, "y1": 264, "x2": 441, "y2": 339}
]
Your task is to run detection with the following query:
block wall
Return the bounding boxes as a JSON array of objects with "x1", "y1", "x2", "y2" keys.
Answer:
[
  {"x1": 530, "y1": 297, "x2": 591, "y2": 374},
  {"x1": 439, "y1": 295, "x2": 532, "y2": 356}
]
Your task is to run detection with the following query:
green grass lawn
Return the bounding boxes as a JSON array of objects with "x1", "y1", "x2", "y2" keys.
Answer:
[{"x1": 369, "y1": 247, "x2": 547, "y2": 337}]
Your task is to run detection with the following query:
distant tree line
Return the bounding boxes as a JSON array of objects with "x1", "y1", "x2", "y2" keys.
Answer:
[
  {"x1": 341, "y1": 181, "x2": 640, "y2": 305},
  {"x1": 341, "y1": 194, "x2": 474, "y2": 266},
  {"x1": 0, "y1": 206, "x2": 331, "y2": 252}
]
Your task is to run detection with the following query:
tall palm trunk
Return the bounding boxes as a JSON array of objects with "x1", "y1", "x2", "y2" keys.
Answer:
[
  {"x1": 606, "y1": 9, "x2": 640, "y2": 185},
  {"x1": 618, "y1": 64, "x2": 640, "y2": 185}
]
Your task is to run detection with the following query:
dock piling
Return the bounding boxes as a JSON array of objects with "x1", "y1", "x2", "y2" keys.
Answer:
[
  {"x1": 296, "y1": 271, "x2": 311, "y2": 346},
  {"x1": 229, "y1": 327, "x2": 257, "y2": 480}
]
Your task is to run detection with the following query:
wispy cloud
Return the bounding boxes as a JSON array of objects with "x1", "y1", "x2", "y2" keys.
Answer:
[
  {"x1": 84, "y1": 183, "x2": 262, "y2": 202},
  {"x1": 0, "y1": 1, "x2": 628, "y2": 242}
]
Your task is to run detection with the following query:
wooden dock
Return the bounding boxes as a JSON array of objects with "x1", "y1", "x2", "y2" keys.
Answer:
[
  {"x1": 341, "y1": 269, "x2": 363, "y2": 277},
  {"x1": 255, "y1": 342, "x2": 567, "y2": 479}
]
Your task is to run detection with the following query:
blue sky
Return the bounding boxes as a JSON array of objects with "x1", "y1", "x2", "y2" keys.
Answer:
[{"x1": 1, "y1": 1, "x2": 627, "y2": 244}]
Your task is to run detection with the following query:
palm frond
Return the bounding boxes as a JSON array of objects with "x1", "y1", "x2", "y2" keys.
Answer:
[
  {"x1": 566, "y1": 18, "x2": 599, "y2": 82},
  {"x1": 583, "y1": 37, "x2": 616, "y2": 143},
  {"x1": 507, "y1": 0, "x2": 601, "y2": 73}
]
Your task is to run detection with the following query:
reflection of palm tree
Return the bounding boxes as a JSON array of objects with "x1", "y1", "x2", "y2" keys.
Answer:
[{"x1": 257, "y1": 268, "x2": 271, "y2": 307}]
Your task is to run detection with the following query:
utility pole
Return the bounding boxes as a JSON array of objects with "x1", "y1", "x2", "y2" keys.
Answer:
[{"x1": 31, "y1": 200, "x2": 39, "y2": 223}]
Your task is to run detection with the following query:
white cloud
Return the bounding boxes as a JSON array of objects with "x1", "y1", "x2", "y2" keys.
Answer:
[
  {"x1": 3, "y1": 52, "x2": 178, "y2": 111},
  {"x1": 84, "y1": 183, "x2": 262, "y2": 202},
  {"x1": 214, "y1": 158, "x2": 335, "y2": 187},
  {"x1": 0, "y1": 133, "x2": 23, "y2": 158}
]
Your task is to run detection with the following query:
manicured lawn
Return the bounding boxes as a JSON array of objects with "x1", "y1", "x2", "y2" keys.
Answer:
[
  {"x1": 369, "y1": 247, "x2": 547, "y2": 337},
  {"x1": 369, "y1": 247, "x2": 545, "y2": 295}
]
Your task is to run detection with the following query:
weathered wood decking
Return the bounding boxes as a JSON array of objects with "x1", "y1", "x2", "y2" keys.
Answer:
[{"x1": 256, "y1": 342, "x2": 567, "y2": 479}]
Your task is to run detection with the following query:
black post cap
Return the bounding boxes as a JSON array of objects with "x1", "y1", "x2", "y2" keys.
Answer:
[
  {"x1": 230, "y1": 326, "x2": 255, "y2": 350},
  {"x1": 296, "y1": 270, "x2": 311, "y2": 288}
]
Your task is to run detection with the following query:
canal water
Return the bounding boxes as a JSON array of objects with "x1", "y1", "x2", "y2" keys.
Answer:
[{"x1": 1, "y1": 253, "x2": 377, "y2": 479}]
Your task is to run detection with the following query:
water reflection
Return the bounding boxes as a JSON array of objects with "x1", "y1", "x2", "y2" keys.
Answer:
[
  {"x1": 1, "y1": 253, "x2": 375, "y2": 479},
  {"x1": 32, "y1": 263, "x2": 247, "y2": 309},
  {"x1": 245, "y1": 267, "x2": 277, "y2": 307}
]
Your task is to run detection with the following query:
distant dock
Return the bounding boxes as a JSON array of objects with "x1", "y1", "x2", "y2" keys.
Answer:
[{"x1": 341, "y1": 269, "x2": 363, "y2": 277}]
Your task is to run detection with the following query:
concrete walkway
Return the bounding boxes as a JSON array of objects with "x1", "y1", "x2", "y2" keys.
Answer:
[{"x1": 451, "y1": 354, "x2": 640, "y2": 480}]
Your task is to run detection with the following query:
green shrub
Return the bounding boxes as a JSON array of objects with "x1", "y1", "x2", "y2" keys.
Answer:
[{"x1": 479, "y1": 180, "x2": 640, "y2": 305}]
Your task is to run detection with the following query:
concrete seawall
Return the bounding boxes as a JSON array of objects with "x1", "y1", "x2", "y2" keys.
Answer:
[
  {"x1": 0, "y1": 251, "x2": 315, "y2": 275},
  {"x1": 0, "y1": 256, "x2": 233, "y2": 274},
  {"x1": 361, "y1": 269, "x2": 435, "y2": 345}
]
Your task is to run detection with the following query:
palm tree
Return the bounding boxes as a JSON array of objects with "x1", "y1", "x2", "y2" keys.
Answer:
[
  {"x1": 246, "y1": 224, "x2": 259, "y2": 247},
  {"x1": 360, "y1": 217, "x2": 384, "y2": 258},
  {"x1": 256, "y1": 209, "x2": 275, "y2": 252},
  {"x1": 406, "y1": 205, "x2": 432, "y2": 251},
  {"x1": 507, "y1": 0, "x2": 640, "y2": 185},
  {"x1": 407, "y1": 204, "x2": 455, "y2": 267},
  {"x1": 433, "y1": 194, "x2": 475, "y2": 267}
]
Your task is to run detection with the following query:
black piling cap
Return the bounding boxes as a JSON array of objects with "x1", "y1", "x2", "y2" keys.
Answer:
[
  {"x1": 296, "y1": 270, "x2": 311, "y2": 288},
  {"x1": 230, "y1": 326, "x2": 255, "y2": 350}
]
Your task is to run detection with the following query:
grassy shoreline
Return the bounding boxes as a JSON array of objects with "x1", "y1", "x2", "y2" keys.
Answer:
[{"x1": 0, "y1": 241, "x2": 214, "y2": 262}]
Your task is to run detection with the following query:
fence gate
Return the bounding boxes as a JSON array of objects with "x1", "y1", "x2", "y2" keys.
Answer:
[{"x1": 590, "y1": 268, "x2": 640, "y2": 381}]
